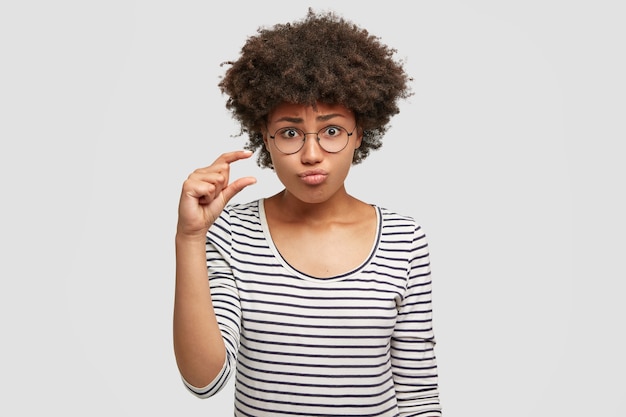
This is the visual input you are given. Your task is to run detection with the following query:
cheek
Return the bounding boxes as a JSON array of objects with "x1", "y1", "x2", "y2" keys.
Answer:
[
  {"x1": 269, "y1": 155, "x2": 294, "y2": 183},
  {"x1": 335, "y1": 153, "x2": 355, "y2": 178}
]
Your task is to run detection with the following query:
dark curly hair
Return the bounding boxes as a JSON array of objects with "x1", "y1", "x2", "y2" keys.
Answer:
[{"x1": 218, "y1": 8, "x2": 412, "y2": 169}]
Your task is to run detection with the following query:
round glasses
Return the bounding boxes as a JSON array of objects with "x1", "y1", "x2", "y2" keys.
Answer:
[{"x1": 269, "y1": 125, "x2": 356, "y2": 154}]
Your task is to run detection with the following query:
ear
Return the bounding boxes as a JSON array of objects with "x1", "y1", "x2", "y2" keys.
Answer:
[
  {"x1": 354, "y1": 127, "x2": 363, "y2": 149},
  {"x1": 261, "y1": 129, "x2": 269, "y2": 148}
]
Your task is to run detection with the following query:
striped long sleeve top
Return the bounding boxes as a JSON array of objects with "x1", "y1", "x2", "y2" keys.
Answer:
[{"x1": 182, "y1": 199, "x2": 442, "y2": 416}]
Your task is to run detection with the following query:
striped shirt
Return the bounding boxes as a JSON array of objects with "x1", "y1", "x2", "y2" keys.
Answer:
[{"x1": 183, "y1": 199, "x2": 442, "y2": 416}]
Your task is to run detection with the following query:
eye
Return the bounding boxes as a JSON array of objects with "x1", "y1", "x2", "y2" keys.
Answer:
[
  {"x1": 277, "y1": 127, "x2": 302, "y2": 140},
  {"x1": 321, "y1": 126, "x2": 344, "y2": 138}
]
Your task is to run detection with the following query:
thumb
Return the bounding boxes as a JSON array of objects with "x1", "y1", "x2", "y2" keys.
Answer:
[{"x1": 220, "y1": 176, "x2": 257, "y2": 205}]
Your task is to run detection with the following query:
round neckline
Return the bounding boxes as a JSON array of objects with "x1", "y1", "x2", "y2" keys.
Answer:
[{"x1": 257, "y1": 198, "x2": 381, "y2": 282}]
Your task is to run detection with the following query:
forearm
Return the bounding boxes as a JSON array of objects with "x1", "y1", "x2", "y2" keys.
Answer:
[{"x1": 173, "y1": 233, "x2": 226, "y2": 388}]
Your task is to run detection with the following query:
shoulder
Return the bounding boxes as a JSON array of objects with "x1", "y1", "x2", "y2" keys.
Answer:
[
  {"x1": 376, "y1": 206, "x2": 429, "y2": 249},
  {"x1": 222, "y1": 199, "x2": 261, "y2": 219},
  {"x1": 377, "y1": 206, "x2": 422, "y2": 232},
  {"x1": 209, "y1": 199, "x2": 262, "y2": 238},
  {"x1": 212, "y1": 199, "x2": 261, "y2": 224}
]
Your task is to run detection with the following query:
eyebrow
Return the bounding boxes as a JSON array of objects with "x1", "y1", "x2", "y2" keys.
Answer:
[{"x1": 273, "y1": 113, "x2": 347, "y2": 124}]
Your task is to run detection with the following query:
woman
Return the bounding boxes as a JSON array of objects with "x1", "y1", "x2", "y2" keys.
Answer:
[{"x1": 174, "y1": 9, "x2": 442, "y2": 416}]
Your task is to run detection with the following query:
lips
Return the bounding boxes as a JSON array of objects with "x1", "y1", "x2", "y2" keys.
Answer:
[{"x1": 299, "y1": 169, "x2": 328, "y2": 185}]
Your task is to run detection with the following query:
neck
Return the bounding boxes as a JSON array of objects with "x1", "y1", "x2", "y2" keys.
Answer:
[{"x1": 269, "y1": 188, "x2": 358, "y2": 224}]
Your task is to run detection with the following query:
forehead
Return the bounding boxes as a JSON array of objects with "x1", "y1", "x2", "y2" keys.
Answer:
[{"x1": 267, "y1": 102, "x2": 354, "y2": 124}]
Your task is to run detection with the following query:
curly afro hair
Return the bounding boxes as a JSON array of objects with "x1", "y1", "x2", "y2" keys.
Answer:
[{"x1": 218, "y1": 8, "x2": 412, "y2": 169}]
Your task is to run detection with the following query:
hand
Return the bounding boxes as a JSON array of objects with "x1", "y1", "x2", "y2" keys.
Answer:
[{"x1": 177, "y1": 150, "x2": 256, "y2": 239}]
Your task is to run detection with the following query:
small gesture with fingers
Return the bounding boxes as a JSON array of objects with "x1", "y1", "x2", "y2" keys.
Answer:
[{"x1": 177, "y1": 150, "x2": 256, "y2": 239}]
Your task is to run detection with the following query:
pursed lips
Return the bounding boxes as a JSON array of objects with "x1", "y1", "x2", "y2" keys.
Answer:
[{"x1": 298, "y1": 169, "x2": 328, "y2": 185}]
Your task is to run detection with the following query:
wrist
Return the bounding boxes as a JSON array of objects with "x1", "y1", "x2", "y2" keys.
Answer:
[{"x1": 175, "y1": 230, "x2": 207, "y2": 246}]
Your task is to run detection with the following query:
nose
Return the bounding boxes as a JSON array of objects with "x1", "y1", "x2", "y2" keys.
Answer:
[{"x1": 300, "y1": 132, "x2": 324, "y2": 164}]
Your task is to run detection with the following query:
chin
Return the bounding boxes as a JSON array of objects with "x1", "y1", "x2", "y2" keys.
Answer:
[{"x1": 290, "y1": 186, "x2": 340, "y2": 205}]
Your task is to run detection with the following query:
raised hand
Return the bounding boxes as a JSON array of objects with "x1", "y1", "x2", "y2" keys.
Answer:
[{"x1": 177, "y1": 150, "x2": 256, "y2": 239}]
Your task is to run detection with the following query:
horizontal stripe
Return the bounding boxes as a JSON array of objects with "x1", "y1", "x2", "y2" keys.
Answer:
[{"x1": 182, "y1": 199, "x2": 441, "y2": 416}]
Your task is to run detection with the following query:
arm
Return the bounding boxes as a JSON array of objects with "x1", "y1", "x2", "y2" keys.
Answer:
[
  {"x1": 173, "y1": 150, "x2": 256, "y2": 391},
  {"x1": 174, "y1": 232, "x2": 225, "y2": 389},
  {"x1": 392, "y1": 224, "x2": 442, "y2": 416}
]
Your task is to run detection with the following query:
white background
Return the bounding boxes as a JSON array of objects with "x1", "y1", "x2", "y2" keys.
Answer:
[{"x1": 1, "y1": 1, "x2": 624, "y2": 415}]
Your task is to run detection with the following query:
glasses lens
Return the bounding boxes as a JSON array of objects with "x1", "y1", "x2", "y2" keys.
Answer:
[
  {"x1": 317, "y1": 126, "x2": 350, "y2": 153},
  {"x1": 273, "y1": 127, "x2": 305, "y2": 154},
  {"x1": 271, "y1": 125, "x2": 352, "y2": 154}
]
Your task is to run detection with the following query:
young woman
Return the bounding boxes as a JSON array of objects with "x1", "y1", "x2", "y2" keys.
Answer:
[{"x1": 174, "y1": 9, "x2": 442, "y2": 416}]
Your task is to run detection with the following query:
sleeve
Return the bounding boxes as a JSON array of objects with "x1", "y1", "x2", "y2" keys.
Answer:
[
  {"x1": 391, "y1": 223, "x2": 442, "y2": 416},
  {"x1": 182, "y1": 209, "x2": 242, "y2": 398}
]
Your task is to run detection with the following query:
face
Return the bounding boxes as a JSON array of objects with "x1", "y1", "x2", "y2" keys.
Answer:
[{"x1": 263, "y1": 102, "x2": 362, "y2": 204}]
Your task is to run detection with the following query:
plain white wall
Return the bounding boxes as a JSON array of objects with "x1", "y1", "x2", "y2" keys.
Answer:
[{"x1": 1, "y1": 0, "x2": 624, "y2": 415}]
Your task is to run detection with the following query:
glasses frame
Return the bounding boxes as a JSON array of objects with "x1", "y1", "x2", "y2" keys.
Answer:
[{"x1": 268, "y1": 125, "x2": 357, "y2": 155}]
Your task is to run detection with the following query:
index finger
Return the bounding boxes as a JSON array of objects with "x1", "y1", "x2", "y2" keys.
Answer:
[{"x1": 215, "y1": 150, "x2": 254, "y2": 165}]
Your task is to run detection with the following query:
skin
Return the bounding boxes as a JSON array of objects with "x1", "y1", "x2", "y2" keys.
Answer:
[
  {"x1": 174, "y1": 150, "x2": 256, "y2": 387},
  {"x1": 173, "y1": 102, "x2": 377, "y2": 387},
  {"x1": 262, "y1": 102, "x2": 377, "y2": 277}
]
